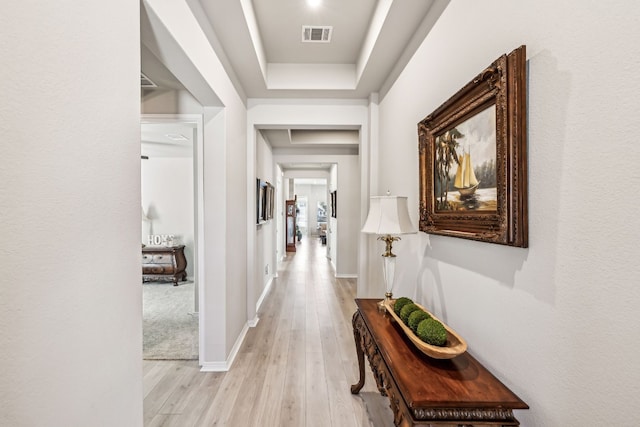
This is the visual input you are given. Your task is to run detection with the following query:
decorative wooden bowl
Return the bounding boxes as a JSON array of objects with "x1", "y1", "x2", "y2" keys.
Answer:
[{"x1": 384, "y1": 299, "x2": 467, "y2": 359}]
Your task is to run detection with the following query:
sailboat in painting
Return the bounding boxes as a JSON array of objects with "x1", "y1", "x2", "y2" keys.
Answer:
[{"x1": 454, "y1": 151, "x2": 480, "y2": 196}]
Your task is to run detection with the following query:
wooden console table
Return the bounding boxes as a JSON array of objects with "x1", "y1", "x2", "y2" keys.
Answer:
[
  {"x1": 351, "y1": 299, "x2": 528, "y2": 426},
  {"x1": 142, "y1": 245, "x2": 187, "y2": 285}
]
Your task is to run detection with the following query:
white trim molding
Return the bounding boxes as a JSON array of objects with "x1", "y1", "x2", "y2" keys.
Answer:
[
  {"x1": 247, "y1": 316, "x2": 260, "y2": 328},
  {"x1": 200, "y1": 321, "x2": 250, "y2": 372},
  {"x1": 255, "y1": 276, "x2": 274, "y2": 315}
]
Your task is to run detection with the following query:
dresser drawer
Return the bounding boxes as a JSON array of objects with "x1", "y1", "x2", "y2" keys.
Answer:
[
  {"x1": 142, "y1": 245, "x2": 187, "y2": 285},
  {"x1": 142, "y1": 253, "x2": 173, "y2": 264},
  {"x1": 152, "y1": 254, "x2": 172, "y2": 264},
  {"x1": 143, "y1": 265, "x2": 176, "y2": 274}
]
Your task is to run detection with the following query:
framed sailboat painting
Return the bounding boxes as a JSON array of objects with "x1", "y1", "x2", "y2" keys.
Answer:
[{"x1": 418, "y1": 46, "x2": 528, "y2": 247}]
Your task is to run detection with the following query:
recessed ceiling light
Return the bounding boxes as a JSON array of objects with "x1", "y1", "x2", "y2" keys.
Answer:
[
  {"x1": 307, "y1": 0, "x2": 321, "y2": 8},
  {"x1": 165, "y1": 133, "x2": 188, "y2": 141}
]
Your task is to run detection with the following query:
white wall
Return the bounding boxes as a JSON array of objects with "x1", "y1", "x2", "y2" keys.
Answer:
[
  {"x1": 335, "y1": 156, "x2": 360, "y2": 277},
  {"x1": 255, "y1": 131, "x2": 276, "y2": 310},
  {"x1": 221, "y1": 96, "x2": 248, "y2": 365},
  {"x1": 329, "y1": 164, "x2": 338, "y2": 267},
  {"x1": 142, "y1": 89, "x2": 203, "y2": 114},
  {"x1": 376, "y1": 1, "x2": 640, "y2": 425},
  {"x1": 143, "y1": 0, "x2": 248, "y2": 369},
  {"x1": 275, "y1": 165, "x2": 285, "y2": 263},
  {"x1": 0, "y1": 1, "x2": 142, "y2": 426},
  {"x1": 142, "y1": 156, "x2": 195, "y2": 278}
]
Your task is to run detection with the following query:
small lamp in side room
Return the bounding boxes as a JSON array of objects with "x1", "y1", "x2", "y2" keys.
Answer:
[
  {"x1": 141, "y1": 206, "x2": 151, "y2": 246},
  {"x1": 361, "y1": 192, "x2": 417, "y2": 312}
]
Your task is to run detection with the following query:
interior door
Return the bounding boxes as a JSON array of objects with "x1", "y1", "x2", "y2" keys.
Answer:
[{"x1": 285, "y1": 199, "x2": 296, "y2": 252}]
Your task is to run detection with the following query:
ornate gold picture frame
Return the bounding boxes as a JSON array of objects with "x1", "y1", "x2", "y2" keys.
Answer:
[{"x1": 418, "y1": 45, "x2": 528, "y2": 247}]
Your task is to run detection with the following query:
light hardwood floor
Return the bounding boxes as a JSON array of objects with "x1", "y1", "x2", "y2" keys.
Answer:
[{"x1": 143, "y1": 237, "x2": 393, "y2": 427}]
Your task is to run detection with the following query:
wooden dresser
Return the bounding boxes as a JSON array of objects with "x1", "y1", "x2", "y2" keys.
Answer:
[
  {"x1": 142, "y1": 245, "x2": 187, "y2": 285},
  {"x1": 351, "y1": 299, "x2": 528, "y2": 426}
]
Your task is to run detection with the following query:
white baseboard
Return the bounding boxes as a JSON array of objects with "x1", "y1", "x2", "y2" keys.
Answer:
[
  {"x1": 199, "y1": 361, "x2": 228, "y2": 372},
  {"x1": 197, "y1": 273, "x2": 284, "y2": 373},
  {"x1": 248, "y1": 316, "x2": 259, "y2": 327},
  {"x1": 200, "y1": 321, "x2": 250, "y2": 372},
  {"x1": 203, "y1": 275, "x2": 275, "y2": 371},
  {"x1": 255, "y1": 276, "x2": 274, "y2": 315}
]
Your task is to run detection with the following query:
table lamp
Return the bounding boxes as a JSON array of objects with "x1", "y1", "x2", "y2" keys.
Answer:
[
  {"x1": 142, "y1": 206, "x2": 150, "y2": 246},
  {"x1": 362, "y1": 193, "x2": 417, "y2": 312}
]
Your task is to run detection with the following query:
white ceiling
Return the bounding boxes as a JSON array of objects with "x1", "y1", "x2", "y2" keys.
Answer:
[
  {"x1": 140, "y1": 0, "x2": 448, "y2": 168},
  {"x1": 255, "y1": 0, "x2": 374, "y2": 64},
  {"x1": 141, "y1": 123, "x2": 195, "y2": 158},
  {"x1": 194, "y1": 0, "x2": 443, "y2": 99}
]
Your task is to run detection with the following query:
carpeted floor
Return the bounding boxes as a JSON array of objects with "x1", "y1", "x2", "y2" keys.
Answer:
[{"x1": 143, "y1": 281, "x2": 198, "y2": 360}]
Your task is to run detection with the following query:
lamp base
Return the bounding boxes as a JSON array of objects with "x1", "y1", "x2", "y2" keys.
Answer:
[{"x1": 377, "y1": 292, "x2": 393, "y2": 313}]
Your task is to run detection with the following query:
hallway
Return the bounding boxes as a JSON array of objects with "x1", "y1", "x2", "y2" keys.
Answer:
[{"x1": 143, "y1": 238, "x2": 392, "y2": 426}]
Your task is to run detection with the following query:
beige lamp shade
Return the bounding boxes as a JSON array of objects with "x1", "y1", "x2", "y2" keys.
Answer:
[
  {"x1": 141, "y1": 206, "x2": 150, "y2": 222},
  {"x1": 361, "y1": 195, "x2": 416, "y2": 235},
  {"x1": 362, "y1": 194, "x2": 416, "y2": 312}
]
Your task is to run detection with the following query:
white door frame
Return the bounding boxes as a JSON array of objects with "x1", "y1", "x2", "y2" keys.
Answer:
[{"x1": 141, "y1": 113, "x2": 205, "y2": 364}]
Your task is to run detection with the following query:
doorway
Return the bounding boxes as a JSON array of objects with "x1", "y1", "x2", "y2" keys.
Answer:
[
  {"x1": 279, "y1": 176, "x2": 333, "y2": 262},
  {"x1": 292, "y1": 178, "x2": 328, "y2": 248},
  {"x1": 141, "y1": 114, "x2": 203, "y2": 360}
]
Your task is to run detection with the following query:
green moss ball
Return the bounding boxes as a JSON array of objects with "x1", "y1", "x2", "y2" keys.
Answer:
[
  {"x1": 416, "y1": 318, "x2": 447, "y2": 346},
  {"x1": 399, "y1": 303, "x2": 421, "y2": 324},
  {"x1": 393, "y1": 297, "x2": 413, "y2": 316},
  {"x1": 407, "y1": 310, "x2": 431, "y2": 333}
]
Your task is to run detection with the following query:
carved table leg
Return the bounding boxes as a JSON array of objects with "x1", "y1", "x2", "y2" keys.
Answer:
[{"x1": 350, "y1": 311, "x2": 366, "y2": 394}]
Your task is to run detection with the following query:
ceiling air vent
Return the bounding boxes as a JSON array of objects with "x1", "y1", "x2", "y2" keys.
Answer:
[
  {"x1": 140, "y1": 72, "x2": 157, "y2": 88},
  {"x1": 302, "y1": 26, "x2": 332, "y2": 43}
]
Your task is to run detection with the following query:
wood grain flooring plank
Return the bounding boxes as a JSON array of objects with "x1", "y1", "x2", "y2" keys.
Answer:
[
  {"x1": 315, "y1": 273, "x2": 360, "y2": 426},
  {"x1": 146, "y1": 413, "x2": 171, "y2": 427},
  {"x1": 162, "y1": 370, "x2": 225, "y2": 427},
  {"x1": 278, "y1": 273, "x2": 307, "y2": 426},
  {"x1": 193, "y1": 351, "x2": 252, "y2": 426},
  {"x1": 304, "y1": 278, "x2": 332, "y2": 427},
  {"x1": 143, "y1": 361, "x2": 193, "y2": 425},
  {"x1": 143, "y1": 361, "x2": 167, "y2": 399},
  {"x1": 156, "y1": 362, "x2": 204, "y2": 415},
  {"x1": 279, "y1": 328, "x2": 305, "y2": 427},
  {"x1": 249, "y1": 285, "x2": 295, "y2": 426},
  {"x1": 224, "y1": 349, "x2": 271, "y2": 426},
  {"x1": 143, "y1": 239, "x2": 379, "y2": 427},
  {"x1": 143, "y1": 360, "x2": 158, "y2": 376}
]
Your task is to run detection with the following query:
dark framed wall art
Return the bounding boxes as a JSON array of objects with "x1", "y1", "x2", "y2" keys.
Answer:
[
  {"x1": 418, "y1": 45, "x2": 528, "y2": 247},
  {"x1": 257, "y1": 179, "x2": 274, "y2": 224},
  {"x1": 330, "y1": 190, "x2": 337, "y2": 218}
]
